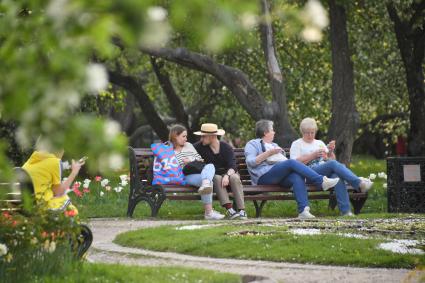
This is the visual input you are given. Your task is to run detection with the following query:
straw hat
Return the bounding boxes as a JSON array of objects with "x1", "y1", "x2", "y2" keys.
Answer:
[{"x1": 194, "y1": 123, "x2": 225, "y2": 136}]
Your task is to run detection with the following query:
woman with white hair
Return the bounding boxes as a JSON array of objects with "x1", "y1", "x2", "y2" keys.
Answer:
[
  {"x1": 244, "y1": 120, "x2": 340, "y2": 219},
  {"x1": 290, "y1": 118, "x2": 373, "y2": 216}
]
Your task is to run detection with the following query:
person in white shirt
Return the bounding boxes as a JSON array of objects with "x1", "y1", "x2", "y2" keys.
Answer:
[
  {"x1": 290, "y1": 118, "x2": 373, "y2": 216},
  {"x1": 244, "y1": 120, "x2": 341, "y2": 219}
]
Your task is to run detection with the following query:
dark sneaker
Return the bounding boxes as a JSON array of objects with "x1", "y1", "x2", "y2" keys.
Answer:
[
  {"x1": 226, "y1": 208, "x2": 240, "y2": 220},
  {"x1": 239, "y1": 210, "x2": 248, "y2": 220}
]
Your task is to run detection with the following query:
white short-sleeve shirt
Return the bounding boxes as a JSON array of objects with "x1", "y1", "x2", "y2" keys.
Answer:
[{"x1": 290, "y1": 138, "x2": 327, "y2": 161}]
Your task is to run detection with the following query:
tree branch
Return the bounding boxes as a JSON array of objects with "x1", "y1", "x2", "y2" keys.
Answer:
[
  {"x1": 139, "y1": 46, "x2": 268, "y2": 121},
  {"x1": 260, "y1": 0, "x2": 284, "y2": 105},
  {"x1": 107, "y1": 69, "x2": 169, "y2": 141},
  {"x1": 150, "y1": 57, "x2": 190, "y2": 128}
]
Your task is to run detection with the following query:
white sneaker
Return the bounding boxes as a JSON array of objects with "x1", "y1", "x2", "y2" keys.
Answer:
[
  {"x1": 341, "y1": 211, "x2": 354, "y2": 217},
  {"x1": 297, "y1": 206, "x2": 315, "y2": 219},
  {"x1": 322, "y1": 176, "x2": 340, "y2": 191},
  {"x1": 198, "y1": 183, "x2": 213, "y2": 195},
  {"x1": 359, "y1": 177, "x2": 373, "y2": 193},
  {"x1": 205, "y1": 210, "x2": 225, "y2": 220}
]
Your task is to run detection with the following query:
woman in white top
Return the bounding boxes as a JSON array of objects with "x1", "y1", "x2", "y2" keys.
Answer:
[
  {"x1": 169, "y1": 124, "x2": 224, "y2": 220},
  {"x1": 290, "y1": 118, "x2": 373, "y2": 216}
]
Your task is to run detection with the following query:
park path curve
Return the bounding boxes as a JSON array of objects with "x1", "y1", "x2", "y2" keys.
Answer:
[{"x1": 87, "y1": 218, "x2": 422, "y2": 283}]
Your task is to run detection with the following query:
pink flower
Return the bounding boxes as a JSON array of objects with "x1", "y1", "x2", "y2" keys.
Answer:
[
  {"x1": 72, "y1": 182, "x2": 81, "y2": 189},
  {"x1": 73, "y1": 188, "x2": 83, "y2": 197},
  {"x1": 83, "y1": 188, "x2": 90, "y2": 193},
  {"x1": 95, "y1": 176, "x2": 102, "y2": 182}
]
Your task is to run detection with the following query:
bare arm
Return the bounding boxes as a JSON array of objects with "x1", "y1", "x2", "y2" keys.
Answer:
[
  {"x1": 255, "y1": 147, "x2": 282, "y2": 165},
  {"x1": 296, "y1": 151, "x2": 321, "y2": 164},
  {"x1": 52, "y1": 160, "x2": 84, "y2": 196}
]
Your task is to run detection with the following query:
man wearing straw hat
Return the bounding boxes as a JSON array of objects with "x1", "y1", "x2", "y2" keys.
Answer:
[{"x1": 194, "y1": 123, "x2": 246, "y2": 219}]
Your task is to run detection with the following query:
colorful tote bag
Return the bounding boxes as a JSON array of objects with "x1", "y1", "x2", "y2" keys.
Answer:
[{"x1": 151, "y1": 142, "x2": 186, "y2": 185}]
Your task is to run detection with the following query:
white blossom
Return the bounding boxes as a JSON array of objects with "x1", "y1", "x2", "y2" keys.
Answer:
[
  {"x1": 86, "y1": 63, "x2": 108, "y2": 93},
  {"x1": 303, "y1": 0, "x2": 329, "y2": 29},
  {"x1": 119, "y1": 174, "x2": 128, "y2": 182},
  {"x1": 62, "y1": 161, "x2": 71, "y2": 170},
  {"x1": 100, "y1": 179, "x2": 109, "y2": 187},
  {"x1": 240, "y1": 12, "x2": 258, "y2": 29},
  {"x1": 369, "y1": 173, "x2": 377, "y2": 180},
  {"x1": 114, "y1": 186, "x2": 124, "y2": 193},
  {"x1": 378, "y1": 172, "x2": 387, "y2": 179},
  {"x1": 383, "y1": 183, "x2": 388, "y2": 189},
  {"x1": 0, "y1": 243, "x2": 8, "y2": 256},
  {"x1": 108, "y1": 154, "x2": 124, "y2": 170},
  {"x1": 147, "y1": 6, "x2": 167, "y2": 22},
  {"x1": 47, "y1": 0, "x2": 69, "y2": 22},
  {"x1": 83, "y1": 183, "x2": 90, "y2": 189},
  {"x1": 83, "y1": 179, "x2": 91, "y2": 185},
  {"x1": 48, "y1": 241, "x2": 56, "y2": 253},
  {"x1": 104, "y1": 120, "x2": 121, "y2": 137},
  {"x1": 301, "y1": 27, "x2": 322, "y2": 42},
  {"x1": 100, "y1": 191, "x2": 105, "y2": 197}
]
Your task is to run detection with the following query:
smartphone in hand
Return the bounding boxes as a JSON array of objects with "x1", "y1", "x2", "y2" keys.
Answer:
[{"x1": 79, "y1": 156, "x2": 88, "y2": 163}]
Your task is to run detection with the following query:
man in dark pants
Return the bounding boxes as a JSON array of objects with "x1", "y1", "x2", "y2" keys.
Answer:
[{"x1": 194, "y1": 123, "x2": 246, "y2": 219}]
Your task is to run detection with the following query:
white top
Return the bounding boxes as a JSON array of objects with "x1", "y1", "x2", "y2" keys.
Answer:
[
  {"x1": 290, "y1": 138, "x2": 328, "y2": 165},
  {"x1": 264, "y1": 142, "x2": 287, "y2": 162},
  {"x1": 174, "y1": 142, "x2": 202, "y2": 167}
]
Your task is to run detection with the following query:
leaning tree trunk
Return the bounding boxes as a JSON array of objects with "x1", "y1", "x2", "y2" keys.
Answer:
[
  {"x1": 387, "y1": 2, "x2": 425, "y2": 156},
  {"x1": 259, "y1": 0, "x2": 297, "y2": 146},
  {"x1": 327, "y1": 0, "x2": 359, "y2": 165}
]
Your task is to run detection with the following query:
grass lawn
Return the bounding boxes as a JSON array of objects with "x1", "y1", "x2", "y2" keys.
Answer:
[
  {"x1": 35, "y1": 263, "x2": 240, "y2": 283},
  {"x1": 114, "y1": 222, "x2": 425, "y2": 269},
  {"x1": 73, "y1": 154, "x2": 391, "y2": 219}
]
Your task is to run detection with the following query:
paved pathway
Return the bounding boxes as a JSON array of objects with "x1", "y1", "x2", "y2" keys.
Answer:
[{"x1": 87, "y1": 218, "x2": 423, "y2": 283}]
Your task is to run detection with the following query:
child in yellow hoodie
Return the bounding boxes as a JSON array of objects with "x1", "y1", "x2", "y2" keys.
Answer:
[{"x1": 22, "y1": 149, "x2": 84, "y2": 215}]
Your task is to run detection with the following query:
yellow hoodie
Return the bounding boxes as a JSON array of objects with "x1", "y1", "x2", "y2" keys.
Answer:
[
  {"x1": 22, "y1": 151, "x2": 61, "y2": 203},
  {"x1": 22, "y1": 151, "x2": 78, "y2": 215}
]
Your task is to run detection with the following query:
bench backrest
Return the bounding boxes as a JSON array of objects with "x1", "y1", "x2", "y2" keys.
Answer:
[
  {"x1": 0, "y1": 168, "x2": 34, "y2": 211},
  {"x1": 128, "y1": 147, "x2": 290, "y2": 186}
]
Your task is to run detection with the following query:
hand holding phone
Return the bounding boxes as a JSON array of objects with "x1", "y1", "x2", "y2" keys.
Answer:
[{"x1": 79, "y1": 156, "x2": 88, "y2": 163}]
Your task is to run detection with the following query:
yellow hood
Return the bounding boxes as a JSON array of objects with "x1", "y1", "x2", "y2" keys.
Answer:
[{"x1": 24, "y1": 151, "x2": 59, "y2": 165}]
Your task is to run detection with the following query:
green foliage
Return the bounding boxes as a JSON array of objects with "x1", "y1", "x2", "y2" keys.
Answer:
[
  {"x1": 1, "y1": 0, "x2": 285, "y2": 176},
  {"x1": 115, "y1": 223, "x2": 425, "y2": 268},
  {"x1": 0, "y1": 209, "x2": 82, "y2": 283}
]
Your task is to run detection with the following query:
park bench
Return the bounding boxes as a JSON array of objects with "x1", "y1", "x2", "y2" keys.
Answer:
[
  {"x1": 0, "y1": 168, "x2": 93, "y2": 258},
  {"x1": 127, "y1": 147, "x2": 369, "y2": 218}
]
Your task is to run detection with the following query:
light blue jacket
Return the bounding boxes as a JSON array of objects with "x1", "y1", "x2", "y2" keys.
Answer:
[{"x1": 244, "y1": 138, "x2": 281, "y2": 185}]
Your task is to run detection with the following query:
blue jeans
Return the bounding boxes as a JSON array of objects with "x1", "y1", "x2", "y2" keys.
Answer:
[
  {"x1": 310, "y1": 160, "x2": 361, "y2": 213},
  {"x1": 184, "y1": 163, "x2": 215, "y2": 204},
  {"x1": 257, "y1": 159, "x2": 324, "y2": 213}
]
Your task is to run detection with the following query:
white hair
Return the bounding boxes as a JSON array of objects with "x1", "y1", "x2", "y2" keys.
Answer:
[{"x1": 299, "y1": 118, "x2": 318, "y2": 133}]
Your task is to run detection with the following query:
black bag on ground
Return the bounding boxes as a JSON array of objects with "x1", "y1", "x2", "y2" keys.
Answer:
[{"x1": 182, "y1": 161, "x2": 205, "y2": 175}]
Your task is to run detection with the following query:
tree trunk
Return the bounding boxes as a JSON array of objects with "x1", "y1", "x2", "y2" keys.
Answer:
[
  {"x1": 387, "y1": 2, "x2": 425, "y2": 156},
  {"x1": 327, "y1": 0, "x2": 359, "y2": 165},
  {"x1": 259, "y1": 0, "x2": 297, "y2": 146}
]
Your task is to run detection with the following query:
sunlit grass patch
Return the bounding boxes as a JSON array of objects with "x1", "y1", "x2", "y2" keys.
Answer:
[{"x1": 115, "y1": 219, "x2": 425, "y2": 268}]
